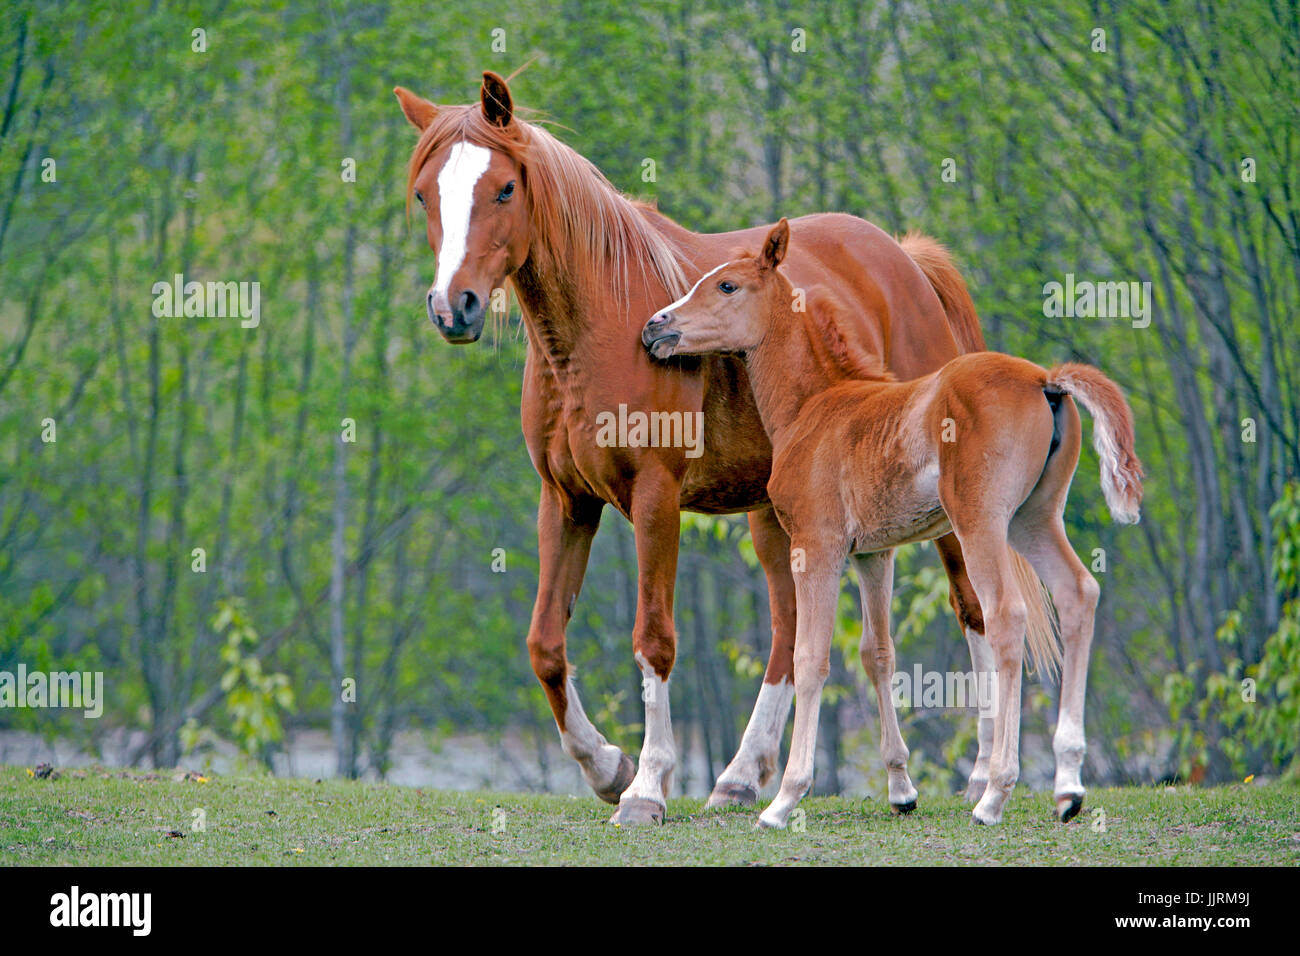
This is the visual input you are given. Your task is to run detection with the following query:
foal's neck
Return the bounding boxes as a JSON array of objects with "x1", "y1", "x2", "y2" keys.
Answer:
[{"x1": 745, "y1": 291, "x2": 870, "y2": 443}]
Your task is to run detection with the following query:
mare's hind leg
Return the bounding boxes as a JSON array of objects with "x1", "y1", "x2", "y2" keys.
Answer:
[
  {"x1": 708, "y1": 506, "x2": 797, "y2": 808},
  {"x1": 1011, "y1": 517, "x2": 1099, "y2": 823},
  {"x1": 935, "y1": 534, "x2": 994, "y2": 802},
  {"x1": 527, "y1": 486, "x2": 635, "y2": 804},
  {"x1": 852, "y1": 551, "x2": 918, "y2": 812}
]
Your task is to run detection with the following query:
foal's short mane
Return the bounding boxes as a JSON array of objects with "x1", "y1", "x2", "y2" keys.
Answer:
[
  {"x1": 406, "y1": 104, "x2": 688, "y2": 303},
  {"x1": 798, "y1": 284, "x2": 894, "y2": 383}
]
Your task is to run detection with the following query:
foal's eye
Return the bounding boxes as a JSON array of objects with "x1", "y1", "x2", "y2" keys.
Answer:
[
  {"x1": 497, "y1": 181, "x2": 516, "y2": 202},
  {"x1": 414, "y1": 190, "x2": 426, "y2": 208},
  {"x1": 718, "y1": 281, "x2": 738, "y2": 294}
]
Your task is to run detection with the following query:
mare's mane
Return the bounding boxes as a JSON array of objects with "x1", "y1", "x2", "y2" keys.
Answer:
[{"x1": 406, "y1": 104, "x2": 688, "y2": 304}]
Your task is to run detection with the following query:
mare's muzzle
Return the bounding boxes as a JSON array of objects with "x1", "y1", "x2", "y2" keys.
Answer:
[{"x1": 429, "y1": 288, "x2": 486, "y2": 343}]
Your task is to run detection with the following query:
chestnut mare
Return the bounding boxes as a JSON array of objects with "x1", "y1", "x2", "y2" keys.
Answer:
[
  {"x1": 642, "y1": 220, "x2": 1144, "y2": 825},
  {"x1": 394, "y1": 71, "x2": 1051, "y2": 824}
]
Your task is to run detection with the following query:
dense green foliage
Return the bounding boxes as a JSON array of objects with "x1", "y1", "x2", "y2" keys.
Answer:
[{"x1": 1, "y1": 1, "x2": 1296, "y2": 790}]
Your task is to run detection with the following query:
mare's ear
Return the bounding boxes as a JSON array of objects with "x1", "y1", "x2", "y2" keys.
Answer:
[
  {"x1": 481, "y1": 71, "x2": 514, "y2": 127},
  {"x1": 760, "y1": 218, "x2": 790, "y2": 270},
  {"x1": 393, "y1": 86, "x2": 438, "y2": 132}
]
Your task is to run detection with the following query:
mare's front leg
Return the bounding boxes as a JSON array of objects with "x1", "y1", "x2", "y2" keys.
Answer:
[
  {"x1": 757, "y1": 543, "x2": 843, "y2": 830},
  {"x1": 610, "y1": 469, "x2": 684, "y2": 825},
  {"x1": 852, "y1": 551, "x2": 919, "y2": 812},
  {"x1": 528, "y1": 485, "x2": 635, "y2": 804},
  {"x1": 707, "y1": 506, "x2": 797, "y2": 808}
]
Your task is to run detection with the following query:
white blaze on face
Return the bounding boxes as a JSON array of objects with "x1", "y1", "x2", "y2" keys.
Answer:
[
  {"x1": 430, "y1": 141, "x2": 492, "y2": 314},
  {"x1": 660, "y1": 261, "x2": 731, "y2": 315}
]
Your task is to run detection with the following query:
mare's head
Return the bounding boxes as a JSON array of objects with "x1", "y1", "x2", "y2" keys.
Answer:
[
  {"x1": 395, "y1": 72, "x2": 530, "y2": 343},
  {"x1": 641, "y1": 219, "x2": 791, "y2": 360},
  {"x1": 396, "y1": 72, "x2": 687, "y2": 345}
]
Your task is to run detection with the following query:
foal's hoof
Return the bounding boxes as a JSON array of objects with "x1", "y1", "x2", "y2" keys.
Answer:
[
  {"x1": 706, "y1": 781, "x2": 758, "y2": 809},
  {"x1": 594, "y1": 753, "x2": 637, "y2": 806},
  {"x1": 1055, "y1": 793, "x2": 1084, "y2": 823},
  {"x1": 891, "y1": 799, "x2": 918, "y2": 815},
  {"x1": 609, "y1": 797, "x2": 665, "y2": 826}
]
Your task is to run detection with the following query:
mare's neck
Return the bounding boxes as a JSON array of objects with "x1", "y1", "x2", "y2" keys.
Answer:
[{"x1": 511, "y1": 255, "x2": 586, "y2": 369}]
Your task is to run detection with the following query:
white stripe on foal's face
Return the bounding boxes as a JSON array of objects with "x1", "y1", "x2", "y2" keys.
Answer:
[
  {"x1": 661, "y1": 261, "x2": 731, "y2": 314},
  {"x1": 430, "y1": 142, "x2": 492, "y2": 313}
]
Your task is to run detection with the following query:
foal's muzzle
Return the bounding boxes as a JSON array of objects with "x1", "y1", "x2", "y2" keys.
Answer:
[{"x1": 641, "y1": 312, "x2": 681, "y2": 359}]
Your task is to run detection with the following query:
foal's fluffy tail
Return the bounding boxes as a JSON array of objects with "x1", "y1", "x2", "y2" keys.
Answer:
[
  {"x1": 1013, "y1": 553, "x2": 1061, "y2": 677},
  {"x1": 1046, "y1": 363, "x2": 1144, "y2": 524}
]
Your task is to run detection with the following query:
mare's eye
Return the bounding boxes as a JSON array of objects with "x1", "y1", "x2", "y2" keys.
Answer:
[
  {"x1": 414, "y1": 190, "x2": 426, "y2": 208},
  {"x1": 718, "y1": 281, "x2": 738, "y2": 294},
  {"x1": 497, "y1": 181, "x2": 516, "y2": 202}
]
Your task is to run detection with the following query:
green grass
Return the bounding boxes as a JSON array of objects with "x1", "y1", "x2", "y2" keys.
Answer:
[{"x1": 1, "y1": 765, "x2": 1296, "y2": 866}]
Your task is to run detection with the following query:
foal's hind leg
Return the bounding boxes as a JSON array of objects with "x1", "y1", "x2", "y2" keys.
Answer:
[
  {"x1": 708, "y1": 507, "x2": 797, "y2": 808},
  {"x1": 934, "y1": 534, "x2": 994, "y2": 802},
  {"x1": 1010, "y1": 518, "x2": 1099, "y2": 822},
  {"x1": 950, "y1": 526, "x2": 1027, "y2": 826},
  {"x1": 852, "y1": 551, "x2": 918, "y2": 812}
]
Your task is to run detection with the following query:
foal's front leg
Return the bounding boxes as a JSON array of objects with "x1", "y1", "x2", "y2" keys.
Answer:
[
  {"x1": 610, "y1": 474, "x2": 683, "y2": 825},
  {"x1": 757, "y1": 550, "x2": 842, "y2": 830},
  {"x1": 852, "y1": 551, "x2": 918, "y2": 812}
]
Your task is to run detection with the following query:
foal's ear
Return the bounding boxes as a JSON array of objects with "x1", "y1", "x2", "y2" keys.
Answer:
[
  {"x1": 393, "y1": 86, "x2": 438, "y2": 132},
  {"x1": 481, "y1": 71, "x2": 514, "y2": 127},
  {"x1": 760, "y1": 218, "x2": 790, "y2": 270}
]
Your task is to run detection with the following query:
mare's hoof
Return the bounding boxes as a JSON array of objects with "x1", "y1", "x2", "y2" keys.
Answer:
[
  {"x1": 594, "y1": 753, "x2": 636, "y2": 806},
  {"x1": 706, "y1": 782, "x2": 758, "y2": 809},
  {"x1": 609, "y1": 797, "x2": 665, "y2": 826}
]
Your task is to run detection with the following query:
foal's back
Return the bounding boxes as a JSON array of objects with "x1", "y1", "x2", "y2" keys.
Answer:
[{"x1": 768, "y1": 352, "x2": 1064, "y2": 554}]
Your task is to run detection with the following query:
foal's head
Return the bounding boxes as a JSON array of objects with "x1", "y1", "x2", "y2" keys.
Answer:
[
  {"x1": 395, "y1": 73, "x2": 530, "y2": 343},
  {"x1": 641, "y1": 219, "x2": 791, "y2": 360}
]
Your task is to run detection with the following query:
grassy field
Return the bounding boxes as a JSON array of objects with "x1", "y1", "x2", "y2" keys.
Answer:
[{"x1": 1, "y1": 765, "x2": 1296, "y2": 866}]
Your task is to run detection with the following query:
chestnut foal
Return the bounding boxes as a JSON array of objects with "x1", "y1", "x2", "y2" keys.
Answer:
[{"x1": 642, "y1": 220, "x2": 1143, "y2": 826}]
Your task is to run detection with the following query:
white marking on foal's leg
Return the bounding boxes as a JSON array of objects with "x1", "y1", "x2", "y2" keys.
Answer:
[
  {"x1": 429, "y1": 142, "x2": 492, "y2": 314},
  {"x1": 1052, "y1": 572, "x2": 1099, "y2": 821},
  {"x1": 758, "y1": 571, "x2": 838, "y2": 830},
  {"x1": 707, "y1": 677, "x2": 794, "y2": 807},
  {"x1": 971, "y1": 603, "x2": 1026, "y2": 826},
  {"x1": 611, "y1": 653, "x2": 675, "y2": 824},
  {"x1": 558, "y1": 677, "x2": 629, "y2": 795},
  {"x1": 963, "y1": 627, "x2": 996, "y2": 802},
  {"x1": 854, "y1": 552, "x2": 917, "y2": 811}
]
